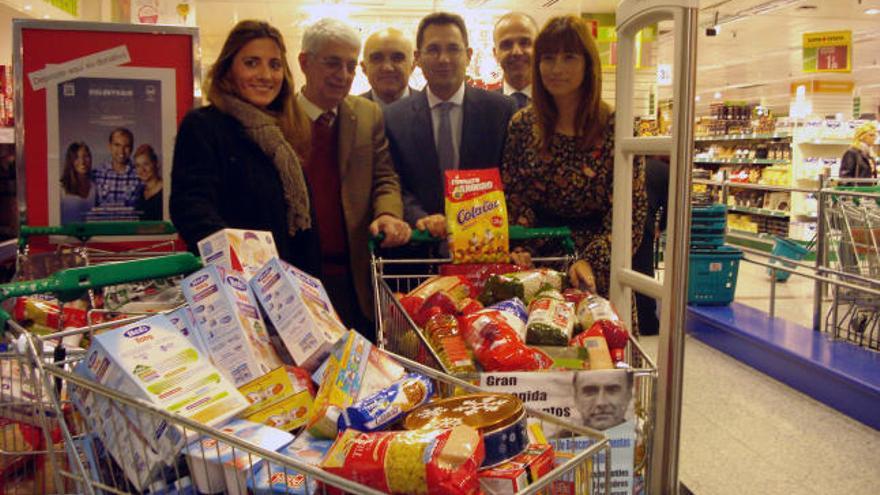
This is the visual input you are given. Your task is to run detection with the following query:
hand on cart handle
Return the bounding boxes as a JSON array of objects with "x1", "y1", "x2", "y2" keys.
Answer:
[
  {"x1": 415, "y1": 214, "x2": 447, "y2": 238},
  {"x1": 569, "y1": 260, "x2": 597, "y2": 293},
  {"x1": 510, "y1": 247, "x2": 533, "y2": 267},
  {"x1": 369, "y1": 214, "x2": 412, "y2": 248}
]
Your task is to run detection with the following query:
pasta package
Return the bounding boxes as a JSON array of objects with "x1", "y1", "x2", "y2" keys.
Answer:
[
  {"x1": 526, "y1": 296, "x2": 576, "y2": 346},
  {"x1": 321, "y1": 426, "x2": 485, "y2": 495},
  {"x1": 479, "y1": 269, "x2": 567, "y2": 306},
  {"x1": 338, "y1": 373, "x2": 434, "y2": 432},
  {"x1": 445, "y1": 169, "x2": 509, "y2": 264}
]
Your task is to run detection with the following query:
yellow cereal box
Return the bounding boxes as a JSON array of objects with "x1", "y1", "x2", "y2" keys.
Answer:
[{"x1": 445, "y1": 169, "x2": 509, "y2": 264}]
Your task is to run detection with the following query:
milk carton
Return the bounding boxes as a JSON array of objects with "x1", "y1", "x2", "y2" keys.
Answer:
[
  {"x1": 167, "y1": 306, "x2": 207, "y2": 356},
  {"x1": 250, "y1": 258, "x2": 346, "y2": 372},
  {"x1": 198, "y1": 229, "x2": 279, "y2": 280},
  {"x1": 247, "y1": 432, "x2": 333, "y2": 495},
  {"x1": 71, "y1": 314, "x2": 247, "y2": 491},
  {"x1": 183, "y1": 265, "x2": 282, "y2": 387},
  {"x1": 185, "y1": 419, "x2": 293, "y2": 495}
]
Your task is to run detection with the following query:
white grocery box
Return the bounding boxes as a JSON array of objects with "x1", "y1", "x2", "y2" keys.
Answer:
[
  {"x1": 250, "y1": 258, "x2": 347, "y2": 372},
  {"x1": 183, "y1": 265, "x2": 283, "y2": 387},
  {"x1": 72, "y1": 314, "x2": 248, "y2": 491},
  {"x1": 198, "y1": 228, "x2": 279, "y2": 281},
  {"x1": 167, "y1": 306, "x2": 207, "y2": 356}
]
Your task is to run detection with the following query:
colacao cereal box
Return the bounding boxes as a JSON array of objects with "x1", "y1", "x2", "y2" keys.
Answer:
[
  {"x1": 198, "y1": 228, "x2": 278, "y2": 280},
  {"x1": 183, "y1": 265, "x2": 282, "y2": 387},
  {"x1": 250, "y1": 257, "x2": 346, "y2": 372},
  {"x1": 445, "y1": 168, "x2": 509, "y2": 264},
  {"x1": 71, "y1": 314, "x2": 248, "y2": 491}
]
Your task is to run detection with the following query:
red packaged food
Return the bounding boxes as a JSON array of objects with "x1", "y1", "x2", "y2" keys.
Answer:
[
  {"x1": 399, "y1": 276, "x2": 475, "y2": 326},
  {"x1": 561, "y1": 288, "x2": 591, "y2": 306},
  {"x1": 478, "y1": 444, "x2": 555, "y2": 495},
  {"x1": 424, "y1": 314, "x2": 477, "y2": 374},
  {"x1": 439, "y1": 264, "x2": 518, "y2": 293},
  {"x1": 321, "y1": 426, "x2": 485, "y2": 495},
  {"x1": 595, "y1": 319, "x2": 629, "y2": 363},
  {"x1": 459, "y1": 310, "x2": 553, "y2": 372}
]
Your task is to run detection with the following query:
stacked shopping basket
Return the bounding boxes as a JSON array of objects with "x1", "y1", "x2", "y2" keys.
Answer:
[{"x1": 688, "y1": 204, "x2": 744, "y2": 305}]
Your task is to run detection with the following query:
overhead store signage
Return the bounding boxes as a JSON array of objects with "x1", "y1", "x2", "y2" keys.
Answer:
[
  {"x1": 582, "y1": 14, "x2": 656, "y2": 69},
  {"x1": 43, "y1": 0, "x2": 78, "y2": 17},
  {"x1": 802, "y1": 30, "x2": 851, "y2": 73},
  {"x1": 789, "y1": 79, "x2": 855, "y2": 95}
]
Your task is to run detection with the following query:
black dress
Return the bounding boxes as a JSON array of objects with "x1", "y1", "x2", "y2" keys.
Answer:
[
  {"x1": 136, "y1": 190, "x2": 162, "y2": 220},
  {"x1": 170, "y1": 105, "x2": 321, "y2": 276},
  {"x1": 840, "y1": 147, "x2": 876, "y2": 178}
]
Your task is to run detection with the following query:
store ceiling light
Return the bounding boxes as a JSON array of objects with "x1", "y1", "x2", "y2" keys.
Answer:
[
  {"x1": 866, "y1": 8, "x2": 880, "y2": 15},
  {"x1": 713, "y1": 92, "x2": 722, "y2": 99},
  {"x1": 23, "y1": 4, "x2": 32, "y2": 10}
]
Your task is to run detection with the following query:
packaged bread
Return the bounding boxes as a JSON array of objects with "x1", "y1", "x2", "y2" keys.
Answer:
[
  {"x1": 338, "y1": 373, "x2": 434, "y2": 432},
  {"x1": 445, "y1": 169, "x2": 509, "y2": 264}
]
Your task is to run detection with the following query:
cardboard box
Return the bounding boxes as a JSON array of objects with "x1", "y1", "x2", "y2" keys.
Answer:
[
  {"x1": 250, "y1": 258, "x2": 346, "y2": 372},
  {"x1": 238, "y1": 366, "x2": 313, "y2": 431},
  {"x1": 185, "y1": 419, "x2": 293, "y2": 495},
  {"x1": 183, "y1": 265, "x2": 282, "y2": 387},
  {"x1": 247, "y1": 432, "x2": 333, "y2": 495},
  {"x1": 167, "y1": 306, "x2": 207, "y2": 356},
  {"x1": 479, "y1": 444, "x2": 556, "y2": 495},
  {"x1": 72, "y1": 314, "x2": 247, "y2": 491},
  {"x1": 198, "y1": 228, "x2": 279, "y2": 281}
]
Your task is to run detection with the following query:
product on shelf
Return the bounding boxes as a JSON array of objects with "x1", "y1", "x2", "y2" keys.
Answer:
[
  {"x1": 322, "y1": 426, "x2": 485, "y2": 495},
  {"x1": 250, "y1": 257, "x2": 347, "y2": 372},
  {"x1": 198, "y1": 228, "x2": 279, "y2": 281},
  {"x1": 445, "y1": 168, "x2": 509, "y2": 264},
  {"x1": 182, "y1": 265, "x2": 282, "y2": 387}
]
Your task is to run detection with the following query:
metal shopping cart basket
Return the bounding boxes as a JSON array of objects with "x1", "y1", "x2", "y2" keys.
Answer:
[
  {"x1": 1, "y1": 254, "x2": 612, "y2": 494},
  {"x1": 821, "y1": 184, "x2": 880, "y2": 350},
  {"x1": 371, "y1": 227, "x2": 658, "y2": 491}
]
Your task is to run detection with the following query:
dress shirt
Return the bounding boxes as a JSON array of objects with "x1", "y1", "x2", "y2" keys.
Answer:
[
  {"x1": 426, "y1": 83, "x2": 465, "y2": 170},
  {"x1": 297, "y1": 92, "x2": 338, "y2": 125},
  {"x1": 502, "y1": 81, "x2": 532, "y2": 99}
]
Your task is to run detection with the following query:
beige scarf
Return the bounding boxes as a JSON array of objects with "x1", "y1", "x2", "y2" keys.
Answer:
[{"x1": 212, "y1": 93, "x2": 312, "y2": 234}]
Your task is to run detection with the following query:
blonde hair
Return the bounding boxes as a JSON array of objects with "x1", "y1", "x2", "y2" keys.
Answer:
[{"x1": 853, "y1": 121, "x2": 877, "y2": 147}]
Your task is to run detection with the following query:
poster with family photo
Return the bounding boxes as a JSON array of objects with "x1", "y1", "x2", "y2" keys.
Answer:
[{"x1": 46, "y1": 66, "x2": 176, "y2": 225}]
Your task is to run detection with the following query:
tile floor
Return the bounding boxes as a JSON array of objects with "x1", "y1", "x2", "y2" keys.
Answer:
[{"x1": 642, "y1": 259, "x2": 880, "y2": 494}]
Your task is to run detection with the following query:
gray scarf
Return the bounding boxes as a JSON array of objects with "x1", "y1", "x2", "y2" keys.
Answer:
[{"x1": 213, "y1": 93, "x2": 311, "y2": 234}]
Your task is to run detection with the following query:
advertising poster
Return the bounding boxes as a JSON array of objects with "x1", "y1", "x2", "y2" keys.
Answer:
[
  {"x1": 480, "y1": 369, "x2": 637, "y2": 495},
  {"x1": 47, "y1": 65, "x2": 175, "y2": 225}
]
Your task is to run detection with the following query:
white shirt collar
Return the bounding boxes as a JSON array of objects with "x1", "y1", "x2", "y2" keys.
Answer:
[
  {"x1": 503, "y1": 81, "x2": 532, "y2": 98},
  {"x1": 297, "y1": 91, "x2": 338, "y2": 121},
  {"x1": 376, "y1": 86, "x2": 411, "y2": 105},
  {"x1": 426, "y1": 82, "x2": 466, "y2": 108}
]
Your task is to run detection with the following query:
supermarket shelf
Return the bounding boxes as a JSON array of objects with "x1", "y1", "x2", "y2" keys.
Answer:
[
  {"x1": 686, "y1": 302, "x2": 880, "y2": 430},
  {"x1": 725, "y1": 182, "x2": 793, "y2": 192},
  {"x1": 796, "y1": 138, "x2": 852, "y2": 146},
  {"x1": 728, "y1": 206, "x2": 790, "y2": 218},
  {"x1": 694, "y1": 132, "x2": 791, "y2": 142},
  {"x1": 693, "y1": 158, "x2": 789, "y2": 165},
  {"x1": 0, "y1": 127, "x2": 12, "y2": 144}
]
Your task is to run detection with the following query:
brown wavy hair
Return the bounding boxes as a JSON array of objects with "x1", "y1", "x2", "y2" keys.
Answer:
[
  {"x1": 206, "y1": 20, "x2": 310, "y2": 160},
  {"x1": 61, "y1": 141, "x2": 92, "y2": 198},
  {"x1": 531, "y1": 15, "x2": 611, "y2": 153}
]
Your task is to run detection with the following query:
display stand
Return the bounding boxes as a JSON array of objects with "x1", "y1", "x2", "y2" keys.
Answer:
[{"x1": 612, "y1": 1, "x2": 699, "y2": 493}]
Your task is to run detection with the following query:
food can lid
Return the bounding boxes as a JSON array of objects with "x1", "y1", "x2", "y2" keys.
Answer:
[{"x1": 403, "y1": 393, "x2": 524, "y2": 432}]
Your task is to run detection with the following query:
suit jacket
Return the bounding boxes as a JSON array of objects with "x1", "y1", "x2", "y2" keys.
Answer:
[
  {"x1": 335, "y1": 95, "x2": 404, "y2": 315},
  {"x1": 384, "y1": 86, "x2": 517, "y2": 225},
  {"x1": 170, "y1": 106, "x2": 322, "y2": 276},
  {"x1": 359, "y1": 86, "x2": 420, "y2": 106},
  {"x1": 840, "y1": 146, "x2": 877, "y2": 178}
]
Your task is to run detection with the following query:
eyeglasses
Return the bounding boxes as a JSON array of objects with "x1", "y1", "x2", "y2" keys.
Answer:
[
  {"x1": 421, "y1": 44, "x2": 465, "y2": 59},
  {"x1": 317, "y1": 56, "x2": 358, "y2": 74}
]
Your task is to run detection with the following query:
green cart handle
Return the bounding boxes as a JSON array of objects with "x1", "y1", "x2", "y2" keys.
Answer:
[
  {"x1": 19, "y1": 221, "x2": 177, "y2": 249},
  {"x1": 369, "y1": 225, "x2": 576, "y2": 255},
  {"x1": 0, "y1": 252, "x2": 202, "y2": 332}
]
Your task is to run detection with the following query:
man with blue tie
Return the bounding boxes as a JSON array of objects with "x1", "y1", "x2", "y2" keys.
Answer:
[
  {"x1": 385, "y1": 12, "x2": 517, "y2": 237},
  {"x1": 493, "y1": 12, "x2": 538, "y2": 111}
]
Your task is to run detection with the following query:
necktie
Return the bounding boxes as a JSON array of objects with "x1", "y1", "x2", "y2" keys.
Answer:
[
  {"x1": 512, "y1": 92, "x2": 528, "y2": 110},
  {"x1": 316, "y1": 111, "x2": 334, "y2": 128},
  {"x1": 436, "y1": 102, "x2": 456, "y2": 171}
]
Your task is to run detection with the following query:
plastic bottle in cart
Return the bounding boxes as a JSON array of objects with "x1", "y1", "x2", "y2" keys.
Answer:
[{"x1": 423, "y1": 313, "x2": 477, "y2": 373}]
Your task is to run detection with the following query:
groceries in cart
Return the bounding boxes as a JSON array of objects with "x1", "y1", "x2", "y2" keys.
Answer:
[
  {"x1": 445, "y1": 169, "x2": 510, "y2": 264},
  {"x1": 198, "y1": 228, "x2": 280, "y2": 281},
  {"x1": 396, "y1": 269, "x2": 630, "y2": 373}
]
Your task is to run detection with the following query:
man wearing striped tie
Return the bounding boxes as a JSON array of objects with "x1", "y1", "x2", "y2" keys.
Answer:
[{"x1": 492, "y1": 12, "x2": 538, "y2": 111}]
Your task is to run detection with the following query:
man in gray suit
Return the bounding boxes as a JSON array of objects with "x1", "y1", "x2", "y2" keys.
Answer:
[
  {"x1": 385, "y1": 12, "x2": 517, "y2": 236},
  {"x1": 493, "y1": 12, "x2": 538, "y2": 110},
  {"x1": 359, "y1": 28, "x2": 418, "y2": 106}
]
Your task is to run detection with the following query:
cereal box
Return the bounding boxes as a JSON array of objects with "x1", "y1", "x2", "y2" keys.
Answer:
[
  {"x1": 167, "y1": 306, "x2": 207, "y2": 356},
  {"x1": 71, "y1": 314, "x2": 248, "y2": 490},
  {"x1": 198, "y1": 228, "x2": 279, "y2": 280},
  {"x1": 250, "y1": 257, "x2": 346, "y2": 372},
  {"x1": 185, "y1": 419, "x2": 293, "y2": 495},
  {"x1": 247, "y1": 431, "x2": 333, "y2": 495},
  {"x1": 183, "y1": 265, "x2": 282, "y2": 387},
  {"x1": 238, "y1": 366, "x2": 314, "y2": 431},
  {"x1": 445, "y1": 168, "x2": 509, "y2": 264}
]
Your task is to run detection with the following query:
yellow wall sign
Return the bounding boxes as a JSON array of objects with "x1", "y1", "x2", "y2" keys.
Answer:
[
  {"x1": 803, "y1": 30, "x2": 851, "y2": 73},
  {"x1": 43, "y1": 0, "x2": 78, "y2": 17}
]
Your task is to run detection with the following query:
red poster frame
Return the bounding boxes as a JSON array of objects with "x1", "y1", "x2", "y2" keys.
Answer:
[{"x1": 13, "y1": 20, "x2": 199, "y2": 251}]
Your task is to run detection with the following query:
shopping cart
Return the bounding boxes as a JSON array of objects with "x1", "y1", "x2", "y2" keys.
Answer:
[
  {"x1": 2, "y1": 254, "x2": 611, "y2": 495},
  {"x1": 821, "y1": 184, "x2": 880, "y2": 350},
  {"x1": 371, "y1": 227, "x2": 658, "y2": 490}
]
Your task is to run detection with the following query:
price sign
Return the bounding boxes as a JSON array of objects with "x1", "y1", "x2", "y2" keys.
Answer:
[{"x1": 803, "y1": 31, "x2": 851, "y2": 73}]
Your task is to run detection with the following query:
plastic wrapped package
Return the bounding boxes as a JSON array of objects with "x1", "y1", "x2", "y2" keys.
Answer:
[
  {"x1": 423, "y1": 314, "x2": 478, "y2": 374},
  {"x1": 525, "y1": 296, "x2": 576, "y2": 346},
  {"x1": 439, "y1": 263, "x2": 519, "y2": 293},
  {"x1": 574, "y1": 295, "x2": 619, "y2": 332},
  {"x1": 399, "y1": 276, "x2": 475, "y2": 326},
  {"x1": 479, "y1": 269, "x2": 566, "y2": 306},
  {"x1": 445, "y1": 168, "x2": 510, "y2": 264},
  {"x1": 459, "y1": 310, "x2": 552, "y2": 372},
  {"x1": 338, "y1": 373, "x2": 434, "y2": 432},
  {"x1": 321, "y1": 426, "x2": 485, "y2": 495}
]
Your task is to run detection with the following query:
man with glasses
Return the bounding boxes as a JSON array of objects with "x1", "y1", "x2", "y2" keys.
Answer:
[
  {"x1": 297, "y1": 18, "x2": 411, "y2": 341},
  {"x1": 384, "y1": 12, "x2": 517, "y2": 238},
  {"x1": 492, "y1": 12, "x2": 538, "y2": 110},
  {"x1": 359, "y1": 28, "x2": 418, "y2": 106}
]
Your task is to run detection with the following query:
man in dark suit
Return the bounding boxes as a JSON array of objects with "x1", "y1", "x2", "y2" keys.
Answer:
[
  {"x1": 385, "y1": 12, "x2": 517, "y2": 236},
  {"x1": 359, "y1": 28, "x2": 419, "y2": 107},
  {"x1": 492, "y1": 12, "x2": 538, "y2": 110}
]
